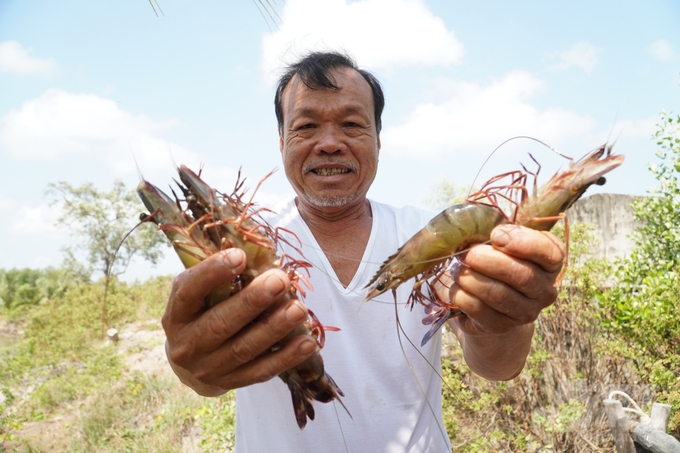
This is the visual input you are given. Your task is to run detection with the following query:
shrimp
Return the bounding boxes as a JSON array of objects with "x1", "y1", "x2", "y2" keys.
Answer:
[
  {"x1": 363, "y1": 144, "x2": 625, "y2": 346},
  {"x1": 137, "y1": 166, "x2": 348, "y2": 429}
]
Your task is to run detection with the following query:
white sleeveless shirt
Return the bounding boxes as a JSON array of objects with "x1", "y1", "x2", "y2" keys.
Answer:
[{"x1": 234, "y1": 198, "x2": 451, "y2": 453}]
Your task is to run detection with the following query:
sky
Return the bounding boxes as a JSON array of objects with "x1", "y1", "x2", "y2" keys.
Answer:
[{"x1": 0, "y1": 0, "x2": 679, "y2": 281}]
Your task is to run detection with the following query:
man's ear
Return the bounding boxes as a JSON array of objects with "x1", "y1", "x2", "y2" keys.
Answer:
[{"x1": 279, "y1": 129, "x2": 284, "y2": 153}]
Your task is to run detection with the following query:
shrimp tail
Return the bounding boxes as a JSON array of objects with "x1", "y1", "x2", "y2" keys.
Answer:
[
  {"x1": 421, "y1": 310, "x2": 452, "y2": 347},
  {"x1": 282, "y1": 360, "x2": 349, "y2": 429},
  {"x1": 421, "y1": 298, "x2": 465, "y2": 346},
  {"x1": 288, "y1": 380, "x2": 316, "y2": 428}
]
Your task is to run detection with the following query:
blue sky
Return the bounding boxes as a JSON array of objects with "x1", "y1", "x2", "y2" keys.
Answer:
[{"x1": 1, "y1": 0, "x2": 678, "y2": 280}]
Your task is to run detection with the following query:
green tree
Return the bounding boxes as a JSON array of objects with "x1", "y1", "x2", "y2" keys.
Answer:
[
  {"x1": 0, "y1": 266, "x2": 89, "y2": 311},
  {"x1": 422, "y1": 177, "x2": 476, "y2": 211},
  {"x1": 47, "y1": 180, "x2": 165, "y2": 280},
  {"x1": 621, "y1": 111, "x2": 680, "y2": 282},
  {"x1": 599, "y1": 111, "x2": 680, "y2": 433},
  {"x1": 46, "y1": 180, "x2": 167, "y2": 333}
]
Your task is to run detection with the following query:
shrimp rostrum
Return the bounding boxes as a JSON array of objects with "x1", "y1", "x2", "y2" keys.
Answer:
[
  {"x1": 363, "y1": 144, "x2": 624, "y2": 346},
  {"x1": 137, "y1": 166, "x2": 347, "y2": 429}
]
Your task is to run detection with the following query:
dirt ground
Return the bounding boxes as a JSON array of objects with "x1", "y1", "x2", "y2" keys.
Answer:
[
  {"x1": 5, "y1": 319, "x2": 458, "y2": 452},
  {"x1": 2, "y1": 321, "x2": 183, "y2": 452}
]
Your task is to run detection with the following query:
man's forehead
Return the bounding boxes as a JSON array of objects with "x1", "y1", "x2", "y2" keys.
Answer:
[
  {"x1": 281, "y1": 68, "x2": 373, "y2": 115},
  {"x1": 283, "y1": 68, "x2": 370, "y2": 101}
]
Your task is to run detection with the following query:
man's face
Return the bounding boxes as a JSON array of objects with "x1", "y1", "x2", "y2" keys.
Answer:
[{"x1": 279, "y1": 68, "x2": 381, "y2": 209}]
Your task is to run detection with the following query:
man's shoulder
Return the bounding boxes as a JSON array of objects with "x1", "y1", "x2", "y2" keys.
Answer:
[
  {"x1": 260, "y1": 197, "x2": 297, "y2": 223},
  {"x1": 369, "y1": 198, "x2": 435, "y2": 220},
  {"x1": 368, "y1": 198, "x2": 435, "y2": 232}
]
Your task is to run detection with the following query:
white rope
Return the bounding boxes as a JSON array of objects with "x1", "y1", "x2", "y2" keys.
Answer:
[{"x1": 608, "y1": 390, "x2": 651, "y2": 425}]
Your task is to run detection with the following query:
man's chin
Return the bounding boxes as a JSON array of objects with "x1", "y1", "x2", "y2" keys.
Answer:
[{"x1": 304, "y1": 191, "x2": 358, "y2": 208}]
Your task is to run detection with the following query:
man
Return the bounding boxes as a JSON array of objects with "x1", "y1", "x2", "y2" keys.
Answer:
[{"x1": 162, "y1": 52, "x2": 564, "y2": 452}]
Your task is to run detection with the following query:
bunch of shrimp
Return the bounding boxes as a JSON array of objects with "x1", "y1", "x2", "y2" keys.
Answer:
[
  {"x1": 137, "y1": 166, "x2": 346, "y2": 429},
  {"x1": 364, "y1": 144, "x2": 625, "y2": 346}
]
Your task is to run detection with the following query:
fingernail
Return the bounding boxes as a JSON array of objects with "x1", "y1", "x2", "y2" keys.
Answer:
[
  {"x1": 448, "y1": 282, "x2": 460, "y2": 299},
  {"x1": 223, "y1": 248, "x2": 244, "y2": 270},
  {"x1": 264, "y1": 274, "x2": 285, "y2": 297},
  {"x1": 491, "y1": 226, "x2": 510, "y2": 247},
  {"x1": 298, "y1": 338, "x2": 317, "y2": 357},
  {"x1": 285, "y1": 301, "x2": 306, "y2": 323},
  {"x1": 449, "y1": 262, "x2": 462, "y2": 280}
]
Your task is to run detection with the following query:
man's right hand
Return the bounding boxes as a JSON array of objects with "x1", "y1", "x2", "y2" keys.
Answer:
[{"x1": 162, "y1": 248, "x2": 319, "y2": 396}]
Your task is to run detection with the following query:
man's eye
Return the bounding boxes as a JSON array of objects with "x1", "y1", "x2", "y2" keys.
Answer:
[{"x1": 298, "y1": 123, "x2": 315, "y2": 130}]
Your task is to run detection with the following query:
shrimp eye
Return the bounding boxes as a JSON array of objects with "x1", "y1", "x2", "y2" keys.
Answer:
[
  {"x1": 139, "y1": 212, "x2": 150, "y2": 221},
  {"x1": 376, "y1": 282, "x2": 385, "y2": 291},
  {"x1": 595, "y1": 176, "x2": 606, "y2": 186}
]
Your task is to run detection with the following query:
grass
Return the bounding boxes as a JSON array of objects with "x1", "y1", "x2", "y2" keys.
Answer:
[{"x1": 0, "y1": 276, "x2": 237, "y2": 452}]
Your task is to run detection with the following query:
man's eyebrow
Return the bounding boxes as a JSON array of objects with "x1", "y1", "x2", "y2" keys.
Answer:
[{"x1": 294, "y1": 106, "x2": 366, "y2": 116}]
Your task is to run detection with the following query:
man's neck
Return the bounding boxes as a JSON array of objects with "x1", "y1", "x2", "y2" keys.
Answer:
[
  {"x1": 295, "y1": 197, "x2": 373, "y2": 287},
  {"x1": 295, "y1": 197, "x2": 371, "y2": 233}
]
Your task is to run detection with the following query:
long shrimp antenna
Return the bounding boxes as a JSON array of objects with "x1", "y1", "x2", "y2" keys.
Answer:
[
  {"x1": 392, "y1": 291, "x2": 452, "y2": 449},
  {"x1": 332, "y1": 401, "x2": 351, "y2": 453},
  {"x1": 167, "y1": 144, "x2": 179, "y2": 173},
  {"x1": 468, "y1": 136, "x2": 569, "y2": 198},
  {"x1": 130, "y1": 143, "x2": 145, "y2": 182},
  {"x1": 103, "y1": 211, "x2": 159, "y2": 337},
  {"x1": 606, "y1": 111, "x2": 620, "y2": 145}
]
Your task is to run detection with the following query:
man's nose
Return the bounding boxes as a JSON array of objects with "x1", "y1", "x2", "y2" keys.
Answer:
[{"x1": 314, "y1": 125, "x2": 347, "y2": 155}]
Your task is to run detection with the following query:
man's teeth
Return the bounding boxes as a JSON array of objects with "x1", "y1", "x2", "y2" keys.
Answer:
[{"x1": 313, "y1": 168, "x2": 349, "y2": 176}]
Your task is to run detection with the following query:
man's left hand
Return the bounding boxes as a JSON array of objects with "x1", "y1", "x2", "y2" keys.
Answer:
[
  {"x1": 450, "y1": 224, "x2": 565, "y2": 336},
  {"x1": 443, "y1": 224, "x2": 564, "y2": 380}
]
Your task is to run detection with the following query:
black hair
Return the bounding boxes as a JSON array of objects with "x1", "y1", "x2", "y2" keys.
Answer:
[{"x1": 274, "y1": 51, "x2": 385, "y2": 135}]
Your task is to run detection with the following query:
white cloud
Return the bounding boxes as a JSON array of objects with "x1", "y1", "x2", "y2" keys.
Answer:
[
  {"x1": 548, "y1": 41, "x2": 599, "y2": 73},
  {"x1": 650, "y1": 39, "x2": 677, "y2": 62},
  {"x1": 381, "y1": 71, "x2": 598, "y2": 159},
  {"x1": 0, "y1": 41, "x2": 55, "y2": 75},
  {"x1": 260, "y1": 0, "x2": 464, "y2": 82},
  {"x1": 0, "y1": 89, "x2": 172, "y2": 158},
  {"x1": 0, "y1": 193, "x2": 60, "y2": 236},
  {"x1": 0, "y1": 89, "x2": 212, "y2": 182},
  {"x1": 0, "y1": 194, "x2": 70, "y2": 270},
  {"x1": 11, "y1": 203, "x2": 61, "y2": 236},
  {"x1": 0, "y1": 193, "x2": 13, "y2": 212},
  {"x1": 609, "y1": 117, "x2": 657, "y2": 141}
]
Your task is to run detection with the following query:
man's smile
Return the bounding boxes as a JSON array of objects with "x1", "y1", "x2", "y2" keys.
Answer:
[{"x1": 311, "y1": 167, "x2": 351, "y2": 176}]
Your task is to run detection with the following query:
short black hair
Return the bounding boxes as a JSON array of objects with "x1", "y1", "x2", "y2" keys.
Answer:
[{"x1": 274, "y1": 51, "x2": 385, "y2": 135}]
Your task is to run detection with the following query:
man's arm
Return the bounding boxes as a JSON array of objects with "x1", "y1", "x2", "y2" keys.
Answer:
[{"x1": 442, "y1": 224, "x2": 565, "y2": 381}]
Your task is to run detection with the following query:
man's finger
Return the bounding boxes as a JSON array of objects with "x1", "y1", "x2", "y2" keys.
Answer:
[
  {"x1": 224, "y1": 299, "x2": 309, "y2": 365},
  {"x1": 448, "y1": 283, "x2": 515, "y2": 335},
  {"x1": 166, "y1": 248, "x2": 247, "y2": 322},
  {"x1": 213, "y1": 335, "x2": 318, "y2": 390},
  {"x1": 460, "y1": 245, "x2": 558, "y2": 301},
  {"x1": 454, "y1": 266, "x2": 551, "y2": 324},
  {"x1": 490, "y1": 225, "x2": 565, "y2": 274},
  {"x1": 188, "y1": 269, "x2": 291, "y2": 352}
]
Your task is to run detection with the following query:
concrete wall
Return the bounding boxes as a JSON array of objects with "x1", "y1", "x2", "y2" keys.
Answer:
[{"x1": 565, "y1": 193, "x2": 646, "y2": 261}]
